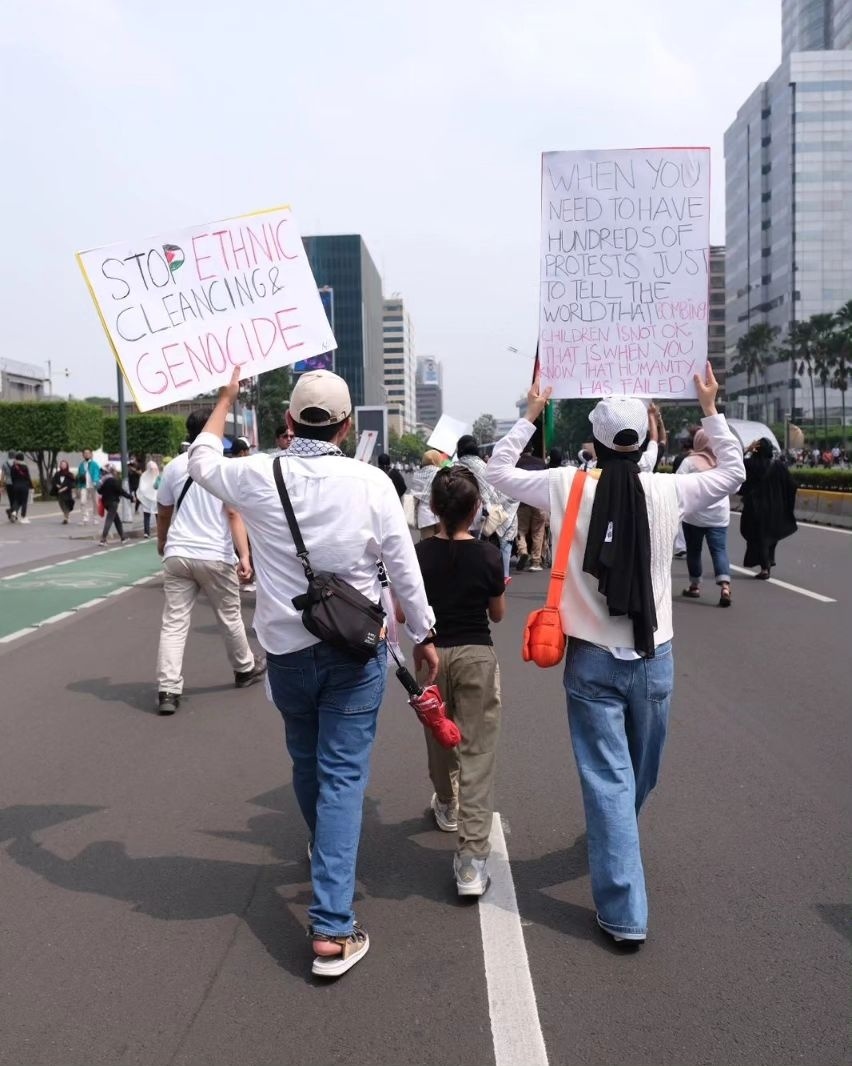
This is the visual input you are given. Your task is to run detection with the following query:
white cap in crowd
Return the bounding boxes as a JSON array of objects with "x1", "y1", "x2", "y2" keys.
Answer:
[
  {"x1": 589, "y1": 398, "x2": 649, "y2": 452},
  {"x1": 289, "y1": 370, "x2": 352, "y2": 426}
]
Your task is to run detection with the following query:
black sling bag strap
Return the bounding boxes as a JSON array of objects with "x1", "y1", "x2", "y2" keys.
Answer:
[
  {"x1": 174, "y1": 476, "x2": 193, "y2": 513},
  {"x1": 272, "y1": 457, "x2": 384, "y2": 664}
]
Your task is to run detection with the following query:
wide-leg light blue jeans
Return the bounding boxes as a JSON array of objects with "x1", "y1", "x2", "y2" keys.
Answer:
[
  {"x1": 564, "y1": 638, "x2": 673, "y2": 939},
  {"x1": 267, "y1": 641, "x2": 387, "y2": 936}
]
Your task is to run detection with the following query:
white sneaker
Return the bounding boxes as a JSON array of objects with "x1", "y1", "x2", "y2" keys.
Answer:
[
  {"x1": 528, "y1": 563, "x2": 543, "y2": 572},
  {"x1": 431, "y1": 793, "x2": 458, "y2": 832},
  {"x1": 19, "y1": 517, "x2": 31, "y2": 524},
  {"x1": 454, "y1": 854, "x2": 489, "y2": 897}
]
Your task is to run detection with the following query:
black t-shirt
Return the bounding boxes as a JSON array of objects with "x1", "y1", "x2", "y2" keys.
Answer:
[
  {"x1": 415, "y1": 537, "x2": 504, "y2": 647},
  {"x1": 384, "y1": 467, "x2": 406, "y2": 498}
]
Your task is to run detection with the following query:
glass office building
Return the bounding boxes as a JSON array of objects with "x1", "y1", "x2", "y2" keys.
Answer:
[
  {"x1": 725, "y1": 0, "x2": 852, "y2": 421},
  {"x1": 301, "y1": 235, "x2": 385, "y2": 408}
]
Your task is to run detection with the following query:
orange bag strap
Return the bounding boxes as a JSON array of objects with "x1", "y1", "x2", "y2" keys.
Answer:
[{"x1": 545, "y1": 471, "x2": 587, "y2": 610}]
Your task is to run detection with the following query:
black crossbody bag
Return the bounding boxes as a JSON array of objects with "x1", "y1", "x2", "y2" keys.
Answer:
[{"x1": 272, "y1": 457, "x2": 385, "y2": 664}]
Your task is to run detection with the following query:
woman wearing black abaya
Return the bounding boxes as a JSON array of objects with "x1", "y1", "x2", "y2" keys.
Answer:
[{"x1": 740, "y1": 438, "x2": 798, "y2": 579}]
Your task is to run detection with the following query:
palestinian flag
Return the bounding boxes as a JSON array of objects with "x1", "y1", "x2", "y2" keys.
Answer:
[{"x1": 163, "y1": 244, "x2": 185, "y2": 273}]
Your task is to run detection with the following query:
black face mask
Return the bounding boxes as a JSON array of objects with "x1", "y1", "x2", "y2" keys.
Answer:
[{"x1": 582, "y1": 439, "x2": 657, "y2": 657}]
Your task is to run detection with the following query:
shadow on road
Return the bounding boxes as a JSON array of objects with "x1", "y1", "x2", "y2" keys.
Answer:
[
  {"x1": 66, "y1": 676, "x2": 237, "y2": 714},
  {"x1": 815, "y1": 903, "x2": 852, "y2": 946},
  {"x1": 0, "y1": 787, "x2": 472, "y2": 983}
]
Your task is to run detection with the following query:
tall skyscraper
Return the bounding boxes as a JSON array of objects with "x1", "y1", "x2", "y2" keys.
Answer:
[
  {"x1": 301, "y1": 235, "x2": 385, "y2": 408},
  {"x1": 724, "y1": 0, "x2": 852, "y2": 421},
  {"x1": 415, "y1": 357, "x2": 443, "y2": 431},
  {"x1": 382, "y1": 296, "x2": 417, "y2": 435},
  {"x1": 709, "y1": 246, "x2": 727, "y2": 399}
]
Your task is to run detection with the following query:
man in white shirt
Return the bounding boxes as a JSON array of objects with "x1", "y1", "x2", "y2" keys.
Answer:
[
  {"x1": 155, "y1": 411, "x2": 265, "y2": 715},
  {"x1": 486, "y1": 363, "x2": 744, "y2": 947},
  {"x1": 189, "y1": 367, "x2": 437, "y2": 979}
]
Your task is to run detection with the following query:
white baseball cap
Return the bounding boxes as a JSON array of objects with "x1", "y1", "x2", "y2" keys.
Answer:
[
  {"x1": 289, "y1": 370, "x2": 352, "y2": 426},
  {"x1": 589, "y1": 397, "x2": 649, "y2": 452}
]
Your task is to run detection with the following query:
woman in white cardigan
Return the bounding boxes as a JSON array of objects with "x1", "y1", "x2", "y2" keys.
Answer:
[{"x1": 485, "y1": 364, "x2": 744, "y2": 945}]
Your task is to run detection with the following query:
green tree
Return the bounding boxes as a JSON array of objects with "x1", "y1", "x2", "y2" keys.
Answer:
[
  {"x1": 731, "y1": 322, "x2": 779, "y2": 422},
  {"x1": 551, "y1": 399, "x2": 597, "y2": 454},
  {"x1": 472, "y1": 413, "x2": 497, "y2": 443},
  {"x1": 809, "y1": 312, "x2": 837, "y2": 444},
  {"x1": 786, "y1": 319, "x2": 818, "y2": 432},
  {"x1": 0, "y1": 401, "x2": 103, "y2": 495},
  {"x1": 387, "y1": 429, "x2": 404, "y2": 463},
  {"x1": 398, "y1": 430, "x2": 429, "y2": 462},
  {"x1": 254, "y1": 367, "x2": 293, "y2": 449},
  {"x1": 832, "y1": 299, "x2": 852, "y2": 445},
  {"x1": 102, "y1": 414, "x2": 185, "y2": 457}
]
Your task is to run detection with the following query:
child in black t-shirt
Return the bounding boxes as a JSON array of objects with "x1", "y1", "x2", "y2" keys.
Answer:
[{"x1": 413, "y1": 466, "x2": 505, "y2": 897}]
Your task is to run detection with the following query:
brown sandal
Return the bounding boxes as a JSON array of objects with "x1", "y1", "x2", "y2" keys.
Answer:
[
  {"x1": 718, "y1": 583, "x2": 732, "y2": 607},
  {"x1": 681, "y1": 585, "x2": 701, "y2": 598}
]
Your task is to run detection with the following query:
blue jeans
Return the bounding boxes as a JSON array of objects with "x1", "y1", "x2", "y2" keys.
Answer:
[
  {"x1": 564, "y1": 639, "x2": 673, "y2": 939},
  {"x1": 498, "y1": 536, "x2": 512, "y2": 580},
  {"x1": 682, "y1": 523, "x2": 731, "y2": 585},
  {"x1": 266, "y1": 641, "x2": 387, "y2": 936}
]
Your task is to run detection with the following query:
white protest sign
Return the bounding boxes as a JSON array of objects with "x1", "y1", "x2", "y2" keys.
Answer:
[
  {"x1": 354, "y1": 430, "x2": 378, "y2": 464},
  {"x1": 77, "y1": 206, "x2": 336, "y2": 411},
  {"x1": 427, "y1": 414, "x2": 470, "y2": 457},
  {"x1": 539, "y1": 148, "x2": 710, "y2": 400}
]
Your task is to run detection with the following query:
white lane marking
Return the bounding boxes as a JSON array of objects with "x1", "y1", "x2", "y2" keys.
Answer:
[
  {"x1": 37, "y1": 611, "x2": 77, "y2": 627},
  {"x1": 729, "y1": 565, "x2": 837, "y2": 602},
  {"x1": 0, "y1": 628, "x2": 35, "y2": 643},
  {"x1": 0, "y1": 541, "x2": 147, "y2": 581},
  {"x1": 730, "y1": 510, "x2": 852, "y2": 536},
  {"x1": 480, "y1": 814, "x2": 549, "y2": 1066},
  {"x1": 0, "y1": 575, "x2": 158, "y2": 646}
]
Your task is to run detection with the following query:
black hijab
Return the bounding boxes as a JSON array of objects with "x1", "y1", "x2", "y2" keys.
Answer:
[{"x1": 582, "y1": 436, "x2": 657, "y2": 658}]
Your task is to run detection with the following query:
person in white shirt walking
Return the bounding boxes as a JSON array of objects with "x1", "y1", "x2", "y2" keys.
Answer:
[
  {"x1": 486, "y1": 363, "x2": 744, "y2": 946},
  {"x1": 155, "y1": 410, "x2": 265, "y2": 715},
  {"x1": 676, "y1": 429, "x2": 733, "y2": 607},
  {"x1": 189, "y1": 367, "x2": 438, "y2": 979}
]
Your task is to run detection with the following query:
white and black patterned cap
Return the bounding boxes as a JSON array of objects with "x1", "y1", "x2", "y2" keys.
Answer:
[{"x1": 588, "y1": 398, "x2": 648, "y2": 452}]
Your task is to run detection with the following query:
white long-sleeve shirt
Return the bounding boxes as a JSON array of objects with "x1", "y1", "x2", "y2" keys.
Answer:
[
  {"x1": 188, "y1": 434, "x2": 435, "y2": 655},
  {"x1": 485, "y1": 416, "x2": 745, "y2": 656},
  {"x1": 676, "y1": 454, "x2": 732, "y2": 527},
  {"x1": 485, "y1": 417, "x2": 742, "y2": 522}
]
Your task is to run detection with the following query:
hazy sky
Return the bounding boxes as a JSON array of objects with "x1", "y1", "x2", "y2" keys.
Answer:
[{"x1": 1, "y1": 0, "x2": 781, "y2": 423}]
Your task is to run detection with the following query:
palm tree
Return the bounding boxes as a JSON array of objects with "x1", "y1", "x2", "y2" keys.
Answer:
[
  {"x1": 833, "y1": 300, "x2": 852, "y2": 446},
  {"x1": 731, "y1": 323, "x2": 780, "y2": 422},
  {"x1": 810, "y1": 312, "x2": 837, "y2": 444},
  {"x1": 787, "y1": 320, "x2": 817, "y2": 434}
]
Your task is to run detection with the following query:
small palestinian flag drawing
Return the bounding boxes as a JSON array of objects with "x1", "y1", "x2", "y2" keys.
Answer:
[{"x1": 163, "y1": 244, "x2": 185, "y2": 274}]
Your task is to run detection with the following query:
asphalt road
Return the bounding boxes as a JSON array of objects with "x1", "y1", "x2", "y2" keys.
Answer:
[{"x1": 0, "y1": 510, "x2": 848, "y2": 1066}]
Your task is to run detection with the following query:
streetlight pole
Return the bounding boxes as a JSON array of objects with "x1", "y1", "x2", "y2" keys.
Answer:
[{"x1": 116, "y1": 364, "x2": 129, "y2": 485}]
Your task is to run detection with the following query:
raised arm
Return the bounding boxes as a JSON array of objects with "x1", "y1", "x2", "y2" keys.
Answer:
[
  {"x1": 187, "y1": 370, "x2": 244, "y2": 507},
  {"x1": 484, "y1": 377, "x2": 552, "y2": 512},
  {"x1": 674, "y1": 364, "x2": 745, "y2": 516}
]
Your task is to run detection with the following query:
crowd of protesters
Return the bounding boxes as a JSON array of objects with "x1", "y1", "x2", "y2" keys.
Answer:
[{"x1": 3, "y1": 367, "x2": 818, "y2": 982}]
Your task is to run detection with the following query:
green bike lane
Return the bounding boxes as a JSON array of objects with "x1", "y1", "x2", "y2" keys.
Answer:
[{"x1": 0, "y1": 542, "x2": 162, "y2": 641}]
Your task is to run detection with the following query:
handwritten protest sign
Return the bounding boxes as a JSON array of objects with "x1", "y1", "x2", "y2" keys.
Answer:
[
  {"x1": 77, "y1": 206, "x2": 336, "y2": 411},
  {"x1": 539, "y1": 148, "x2": 710, "y2": 400}
]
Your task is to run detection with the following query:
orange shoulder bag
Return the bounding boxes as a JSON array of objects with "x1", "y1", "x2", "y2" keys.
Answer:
[{"x1": 521, "y1": 471, "x2": 587, "y2": 667}]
